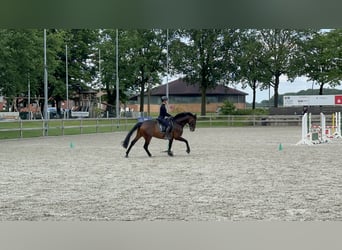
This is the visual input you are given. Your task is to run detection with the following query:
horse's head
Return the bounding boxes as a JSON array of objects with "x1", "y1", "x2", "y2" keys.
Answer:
[
  {"x1": 173, "y1": 112, "x2": 197, "y2": 131},
  {"x1": 188, "y1": 113, "x2": 197, "y2": 132}
]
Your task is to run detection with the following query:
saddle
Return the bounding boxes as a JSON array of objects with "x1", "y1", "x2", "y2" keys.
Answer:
[
  {"x1": 156, "y1": 117, "x2": 173, "y2": 132},
  {"x1": 156, "y1": 118, "x2": 167, "y2": 132}
]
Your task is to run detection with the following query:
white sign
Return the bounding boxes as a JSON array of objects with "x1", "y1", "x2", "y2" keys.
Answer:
[
  {"x1": 0, "y1": 112, "x2": 19, "y2": 119},
  {"x1": 283, "y1": 95, "x2": 341, "y2": 107},
  {"x1": 71, "y1": 111, "x2": 89, "y2": 118}
]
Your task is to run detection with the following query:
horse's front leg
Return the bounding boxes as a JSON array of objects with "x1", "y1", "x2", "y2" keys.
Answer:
[
  {"x1": 167, "y1": 139, "x2": 174, "y2": 156},
  {"x1": 175, "y1": 137, "x2": 190, "y2": 154}
]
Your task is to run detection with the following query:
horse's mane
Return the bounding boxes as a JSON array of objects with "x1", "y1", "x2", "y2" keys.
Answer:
[{"x1": 173, "y1": 112, "x2": 196, "y2": 120}]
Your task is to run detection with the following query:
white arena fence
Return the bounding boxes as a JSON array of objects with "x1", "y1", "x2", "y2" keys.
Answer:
[{"x1": 0, "y1": 114, "x2": 336, "y2": 139}]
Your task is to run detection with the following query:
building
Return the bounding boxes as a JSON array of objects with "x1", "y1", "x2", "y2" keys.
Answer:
[{"x1": 127, "y1": 78, "x2": 248, "y2": 113}]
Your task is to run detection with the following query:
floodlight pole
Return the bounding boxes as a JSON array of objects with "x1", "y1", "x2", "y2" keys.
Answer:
[
  {"x1": 166, "y1": 29, "x2": 169, "y2": 99},
  {"x1": 28, "y1": 73, "x2": 31, "y2": 120},
  {"x1": 66, "y1": 44, "x2": 69, "y2": 118},
  {"x1": 116, "y1": 29, "x2": 120, "y2": 118},
  {"x1": 98, "y1": 48, "x2": 102, "y2": 109},
  {"x1": 44, "y1": 29, "x2": 48, "y2": 135}
]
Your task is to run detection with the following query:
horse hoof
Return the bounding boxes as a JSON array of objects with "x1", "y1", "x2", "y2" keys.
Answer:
[
  {"x1": 186, "y1": 150, "x2": 190, "y2": 154},
  {"x1": 168, "y1": 151, "x2": 174, "y2": 156}
]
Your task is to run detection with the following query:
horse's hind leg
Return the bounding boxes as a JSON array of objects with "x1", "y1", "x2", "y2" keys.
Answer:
[
  {"x1": 143, "y1": 137, "x2": 152, "y2": 157},
  {"x1": 125, "y1": 136, "x2": 140, "y2": 157}
]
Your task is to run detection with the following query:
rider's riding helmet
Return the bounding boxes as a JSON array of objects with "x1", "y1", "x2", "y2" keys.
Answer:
[{"x1": 161, "y1": 96, "x2": 168, "y2": 102}]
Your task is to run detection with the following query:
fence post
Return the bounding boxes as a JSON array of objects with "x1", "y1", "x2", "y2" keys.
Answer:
[
  {"x1": 62, "y1": 119, "x2": 65, "y2": 136},
  {"x1": 20, "y1": 120, "x2": 23, "y2": 138},
  {"x1": 80, "y1": 118, "x2": 83, "y2": 134},
  {"x1": 42, "y1": 119, "x2": 45, "y2": 137},
  {"x1": 115, "y1": 118, "x2": 119, "y2": 129}
]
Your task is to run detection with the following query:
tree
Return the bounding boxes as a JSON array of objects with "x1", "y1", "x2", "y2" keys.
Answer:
[
  {"x1": 43, "y1": 29, "x2": 68, "y2": 115},
  {"x1": 0, "y1": 30, "x2": 21, "y2": 107},
  {"x1": 118, "y1": 29, "x2": 167, "y2": 113},
  {"x1": 0, "y1": 29, "x2": 101, "y2": 115},
  {"x1": 0, "y1": 29, "x2": 43, "y2": 111},
  {"x1": 170, "y1": 29, "x2": 232, "y2": 116},
  {"x1": 32, "y1": 29, "x2": 86, "y2": 117},
  {"x1": 97, "y1": 29, "x2": 135, "y2": 114},
  {"x1": 257, "y1": 29, "x2": 308, "y2": 107},
  {"x1": 60, "y1": 29, "x2": 99, "y2": 113},
  {"x1": 233, "y1": 30, "x2": 272, "y2": 109},
  {"x1": 298, "y1": 29, "x2": 342, "y2": 95}
]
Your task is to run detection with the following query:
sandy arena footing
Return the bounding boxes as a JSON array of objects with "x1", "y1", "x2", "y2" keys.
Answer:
[{"x1": 1, "y1": 127, "x2": 342, "y2": 221}]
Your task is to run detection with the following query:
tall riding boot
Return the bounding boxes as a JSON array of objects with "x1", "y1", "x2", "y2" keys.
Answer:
[{"x1": 165, "y1": 126, "x2": 172, "y2": 139}]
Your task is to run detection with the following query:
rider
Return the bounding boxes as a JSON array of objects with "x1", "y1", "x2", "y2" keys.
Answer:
[{"x1": 158, "y1": 96, "x2": 173, "y2": 139}]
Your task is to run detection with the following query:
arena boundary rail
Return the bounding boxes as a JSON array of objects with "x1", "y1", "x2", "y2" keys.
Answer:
[{"x1": 0, "y1": 114, "x2": 331, "y2": 140}]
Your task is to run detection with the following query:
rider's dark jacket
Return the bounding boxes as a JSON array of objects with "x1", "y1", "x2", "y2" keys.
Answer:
[{"x1": 158, "y1": 103, "x2": 171, "y2": 126}]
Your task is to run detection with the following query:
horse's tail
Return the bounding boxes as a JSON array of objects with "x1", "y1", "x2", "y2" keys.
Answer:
[{"x1": 121, "y1": 122, "x2": 143, "y2": 149}]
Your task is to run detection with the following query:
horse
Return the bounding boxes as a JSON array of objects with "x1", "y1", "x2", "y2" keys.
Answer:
[{"x1": 122, "y1": 112, "x2": 197, "y2": 157}]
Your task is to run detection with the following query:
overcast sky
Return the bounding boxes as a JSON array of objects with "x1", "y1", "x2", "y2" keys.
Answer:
[{"x1": 234, "y1": 76, "x2": 342, "y2": 103}]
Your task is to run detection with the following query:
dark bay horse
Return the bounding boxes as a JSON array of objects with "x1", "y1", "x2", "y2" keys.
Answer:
[{"x1": 122, "y1": 112, "x2": 197, "y2": 157}]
